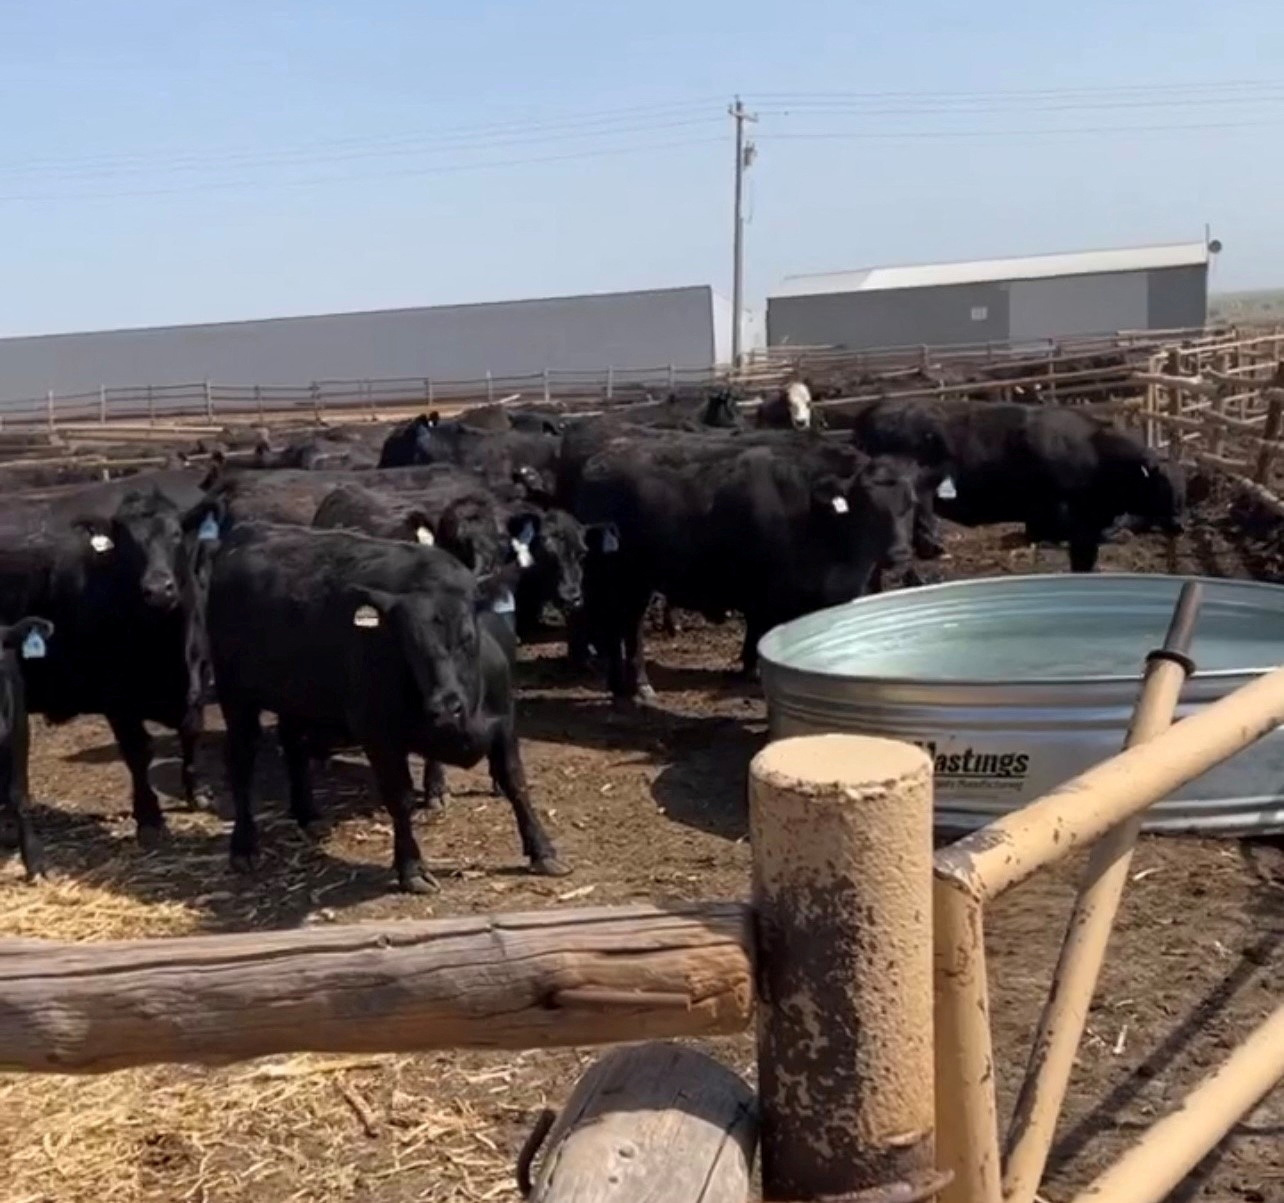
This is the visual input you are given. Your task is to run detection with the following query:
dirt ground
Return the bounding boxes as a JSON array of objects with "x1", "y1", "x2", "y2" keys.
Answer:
[{"x1": 2, "y1": 491, "x2": 1282, "y2": 1203}]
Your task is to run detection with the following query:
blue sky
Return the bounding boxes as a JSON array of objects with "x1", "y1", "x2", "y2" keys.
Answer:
[{"x1": 1, "y1": 0, "x2": 1282, "y2": 336}]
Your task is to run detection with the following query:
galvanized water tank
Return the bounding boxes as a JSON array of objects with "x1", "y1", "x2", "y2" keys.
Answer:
[{"x1": 759, "y1": 574, "x2": 1284, "y2": 836}]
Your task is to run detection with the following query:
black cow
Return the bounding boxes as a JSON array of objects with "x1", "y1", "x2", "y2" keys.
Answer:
[
  {"x1": 378, "y1": 414, "x2": 561, "y2": 487},
  {"x1": 572, "y1": 436, "x2": 917, "y2": 700},
  {"x1": 755, "y1": 381, "x2": 816, "y2": 431},
  {"x1": 850, "y1": 400, "x2": 1184, "y2": 571},
  {"x1": 205, "y1": 522, "x2": 566, "y2": 892},
  {"x1": 252, "y1": 428, "x2": 380, "y2": 471},
  {"x1": 0, "y1": 489, "x2": 218, "y2": 841},
  {"x1": 0, "y1": 617, "x2": 55, "y2": 879}
]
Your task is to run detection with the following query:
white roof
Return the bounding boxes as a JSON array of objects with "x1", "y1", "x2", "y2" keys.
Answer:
[{"x1": 771, "y1": 242, "x2": 1209, "y2": 298}]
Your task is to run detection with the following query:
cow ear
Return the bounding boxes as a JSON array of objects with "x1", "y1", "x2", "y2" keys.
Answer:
[
  {"x1": 2, "y1": 616, "x2": 54, "y2": 656},
  {"x1": 811, "y1": 476, "x2": 851, "y2": 515},
  {"x1": 71, "y1": 516, "x2": 115, "y2": 554},
  {"x1": 181, "y1": 497, "x2": 226, "y2": 541},
  {"x1": 405, "y1": 509, "x2": 436, "y2": 545},
  {"x1": 585, "y1": 522, "x2": 620, "y2": 555},
  {"x1": 348, "y1": 588, "x2": 398, "y2": 631}
]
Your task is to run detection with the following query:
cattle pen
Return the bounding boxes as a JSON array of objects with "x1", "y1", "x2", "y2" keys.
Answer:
[{"x1": 0, "y1": 581, "x2": 1281, "y2": 1202}]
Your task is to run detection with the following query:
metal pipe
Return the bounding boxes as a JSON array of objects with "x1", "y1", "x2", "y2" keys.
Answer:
[
  {"x1": 935, "y1": 660, "x2": 1284, "y2": 903},
  {"x1": 1002, "y1": 584, "x2": 1202, "y2": 1203},
  {"x1": 1069, "y1": 1002, "x2": 1284, "y2": 1203},
  {"x1": 934, "y1": 876, "x2": 1002, "y2": 1203},
  {"x1": 751, "y1": 734, "x2": 937, "y2": 1202}
]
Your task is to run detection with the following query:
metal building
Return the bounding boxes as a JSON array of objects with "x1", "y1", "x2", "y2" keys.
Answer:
[
  {"x1": 766, "y1": 242, "x2": 1210, "y2": 351},
  {"x1": 0, "y1": 284, "x2": 734, "y2": 407}
]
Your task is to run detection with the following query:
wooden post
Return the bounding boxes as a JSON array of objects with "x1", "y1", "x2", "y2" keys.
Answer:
[
  {"x1": 1253, "y1": 395, "x2": 1283, "y2": 484},
  {"x1": 486, "y1": 370, "x2": 494, "y2": 403},
  {"x1": 365, "y1": 379, "x2": 375, "y2": 419},
  {"x1": 46, "y1": 389, "x2": 55, "y2": 432},
  {"x1": 606, "y1": 366, "x2": 615, "y2": 401},
  {"x1": 99, "y1": 384, "x2": 107, "y2": 424},
  {"x1": 424, "y1": 377, "x2": 434, "y2": 406},
  {"x1": 1165, "y1": 348, "x2": 1182, "y2": 463},
  {"x1": 309, "y1": 381, "x2": 321, "y2": 423},
  {"x1": 751, "y1": 735, "x2": 939, "y2": 1203},
  {"x1": 146, "y1": 384, "x2": 155, "y2": 427},
  {"x1": 543, "y1": 368, "x2": 551, "y2": 405},
  {"x1": 203, "y1": 380, "x2": 214, "y2": 422},
  {"x1": 0, "y1": 903, "x2": 753, "y2": 1074},
  {"x1": 668, "y1": 363, "x2": 676, "y2": 391},
  {"x1": 255, "y1": 385, "x2": 265, "y2": 424},
  {"x1": 528, "y1": 1043, "x2": 756, "y2": 1202}
]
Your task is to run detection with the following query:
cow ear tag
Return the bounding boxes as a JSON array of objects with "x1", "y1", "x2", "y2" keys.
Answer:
[
  {"x1": 89, "y1": 533, "x2": 114, "y2": 553},
  {"x1": 21, "y1": 630, "x2": 46, "y2": 659},
  {"x1": 415, "y1": 526, "x2": 434, "y2": 545},
  {"x1": 601, "y1": 529, "x2": 620, "y2": 553},
  {"x1": 830, "y1": 496, "x2": 849, "y2": 514},
  {"x1": 353, "y1": 605, "x2": 380, "y2": 628},
  {"x1": 197, "y1": 513, "x2": 220, "y2": 542},
  {"x1": 937, "y1": 477, "x2": 958, "y2": 500}
]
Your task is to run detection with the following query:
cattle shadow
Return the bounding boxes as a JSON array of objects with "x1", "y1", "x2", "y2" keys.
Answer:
[{"x1": 648, "y1": 723, "x2": 763, "y2": 842}]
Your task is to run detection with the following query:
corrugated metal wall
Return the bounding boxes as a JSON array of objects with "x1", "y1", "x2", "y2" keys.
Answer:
[
  {"x1": 0, "y1": 285, "x2": 723, "y2": 404},
  {"x1": 767, "y1": 264, "x2": 1208, "y2": 350}
]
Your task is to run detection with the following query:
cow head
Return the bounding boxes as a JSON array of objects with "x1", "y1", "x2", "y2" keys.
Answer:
[
  {"x1": 509, "y1": 508, "x2": 586, "y2": 614},
  {"x1": 347, "y1": 582, "x2": 481, "y2": 746},
  {"x1": 823, "y1": 457, "x2": 918, "y2": 569},
  {"x1": 701, "y1": 389, "x2": 745, "y2": 430},
  {"x1": 378, "y1": 413, "x2": 437, "y2": 468},
  {"x1": 72, "y1": 489, "x2": 194, "y2": 611},
  {"x1": 396, "y1": 507, "x2": 437, "y2": 547},
  {"x1": 1, "y1": 616, "x2": 54, "y2": 663},
  {"x1": 784, "y1": 381, "x2": 813, "y2": 430},
  {"x1": 1129, "y1": 455, "x2": 1186, "y2": 535},
  {"x1": 433, "y1": 494, "x2": 507, "y2": 577}
]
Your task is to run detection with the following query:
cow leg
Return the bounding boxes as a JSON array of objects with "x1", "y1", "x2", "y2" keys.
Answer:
[
  {"x1": 177, "y1": 711, "x2": 216, "y2": 813},
  {"x1": 367, "y1": 747, "x2": 435, "y2": 893},
  {"x1": 488, "y1": 726, "x2": 567, "y2": 876},
  {"x1": 914, "y1": 489, "x2": 946, "y2": 560},
  {"x1": 740, "y1": 614, "x2": 767, "y2": 678},
  {"x1": 223, "y1": 704, "x2": 262, "y2": 872},
  {"x1": 0, "y1": 748, "x2": 43, "y2": 880},
  {"x1": 622, "y1": 594, "x2": 655, "y2": 702},
  {"x1": 422, "y1": 759, "x2": 446, "y2": 815},
  {"x1": 276, "y1": 717, "x2": 320, "y2": 835},
  {"x1": 105, "y1": 713, "x2": 167, "y2": 847},
  {"x1": 1067, "y1": 535, "x2": 1102, "y2": 573}
]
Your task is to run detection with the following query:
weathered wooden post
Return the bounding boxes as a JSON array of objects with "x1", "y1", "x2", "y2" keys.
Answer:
[
  {"x1": 46, "y1": 389, "x2": 55, "y2": 432},
  {"x1": 486, "y1": 370, "x2": 494, "y2": 403},
  {"x1": 529, "y1": 1043, "x2": 757, "y2": 1202},
  {"x1": 750, "y1": 734, "x2": 939, "y2": 1202},
  {"x1": 1165, "y1": 347, "x2": 1183, "y2": 464},
  {"x1": 146, "y1": 384, "x2": 155, "y2": 427},
  {"x1": 99, "y1": 384, "x2": 108, "y2": 424},
  {"x1": 203, "y1": 379, "x2": 214, "y2": 422}
]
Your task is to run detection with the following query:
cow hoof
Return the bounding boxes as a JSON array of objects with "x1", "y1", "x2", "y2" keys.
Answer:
[
  {"x1": 532, "y1": 856, "x2": 572, "y2": 878},
  {"x1": 399, "y1": 865, "x2": 440, "y2": 895},
  {"x1": 229, "y1": 852, "x2": 258, "y2": 875},
  {"x1": 187, "y1": 786, "x2": 218, "y2": 813},
  {"x1": 136, "y1": 823, "x2": 169, "y2": 851}
]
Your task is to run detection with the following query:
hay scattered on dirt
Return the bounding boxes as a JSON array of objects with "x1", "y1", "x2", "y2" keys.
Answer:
[{"x1": 0, "y1": 1053, "x2": 530, "y2": 1203}]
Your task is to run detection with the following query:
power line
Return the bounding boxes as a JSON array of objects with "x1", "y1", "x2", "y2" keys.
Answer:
[
  {"x1": 757, "y1": 118, "x2": 1284, "y2": 142},
  {"x1": 749, "y1": 79, "x2": 1284, "y2": 101},
  {"x1": 0, "y1": 136, "x2": 726, "y2": 204}
]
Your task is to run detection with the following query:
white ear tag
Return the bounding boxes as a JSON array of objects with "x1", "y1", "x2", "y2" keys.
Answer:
[
  {"x1": 21, "y1": 630, "x2": 46, "y2": 659},
  {"x1": 197, "y1": 513, "x2": 220, "y2": 542},
  {"x1": 492, "y1": 589, "x2": 516, "y2": 614},
  {"x1": 936, "y1": 477, "x2": 958, "y2": 500},
  {"x1": 89, "y1": 533, "x2": 113, "y2": 553},
  {"x1": 353, "y1": 605, "x2": 380, "y2": 628},
  {"x1": 1140, "y1": 465, "x2": 1151, "y2": 478},
  {"x1": 601, "y1": 529, "x2": 620, "y2": 553},
  {"x1": 511, "y1": 537, "x2": 534, "y2": 569},
  {"x1": 415, "y1": 525, "x2": 435, "y2": 545},
  {"x1": 830, "y1": 495, "x2": 849, "y2": 514}
]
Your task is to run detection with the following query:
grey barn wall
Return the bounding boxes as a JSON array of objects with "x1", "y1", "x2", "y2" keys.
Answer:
[
  {"x1": 0, "y1": 286, "x2": 719, "y2": 404},
  {"x1": 1146, "y1": 264, "x2": 1208, "y2": 329},
  {"x1": 767, "y1": 265, "x2": 1208, "y2": 350},
  {"x1": 767, "y1": 281, "x2": 1010, "y2": 349}
]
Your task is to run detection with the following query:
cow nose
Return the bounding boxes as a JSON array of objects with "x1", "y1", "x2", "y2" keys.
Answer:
[
  {"x1": 143, "y1": 575, "x2": 179, "y2": 608},
  {"x1": 433, "y1": 692, "x2": 466, "y2": 723}
]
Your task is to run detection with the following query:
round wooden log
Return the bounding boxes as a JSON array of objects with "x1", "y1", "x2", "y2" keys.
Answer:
[
  {"x1": 528, "y1": 1042, "x2": 756, "y2": 1202},
  {"x1": 751, "y1": 734, "x2": 937, "y2": 1203},
  {"x1": 0, "y1": 903, "x2": 753, "y2": 1074}
]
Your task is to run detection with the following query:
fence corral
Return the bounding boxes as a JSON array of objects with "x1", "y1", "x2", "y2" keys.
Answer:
[{"x1": 2, "y1": 585, "x2": 1281, "y2": 1202}]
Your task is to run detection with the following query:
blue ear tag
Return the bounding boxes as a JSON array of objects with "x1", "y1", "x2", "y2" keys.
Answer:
[
  {"x1": 492, "y1": 590, "x2": 516, "y2": 614},
  {"x1": 601, "y1": 529, "x2": 620, "y2": 553},
  {"x1": 198, "y1": 513, "x2": 220, "y2": 542},
  {"x1": 21, "y1": 630, "x2": 46, "y2": 659}
]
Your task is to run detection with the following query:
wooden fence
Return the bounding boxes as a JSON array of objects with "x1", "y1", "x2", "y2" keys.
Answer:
[
  {"x1": 0, "y1": 324, "x2": 1233, "y2": 433},
  {"x1": 2, "y1": 585, "x2": 1281, "y2": 1202}
]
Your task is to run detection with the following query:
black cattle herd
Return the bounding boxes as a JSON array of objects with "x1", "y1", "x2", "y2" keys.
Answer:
[{"x1": 0, "y1": 383, "x2": 1187, "y2": 891}]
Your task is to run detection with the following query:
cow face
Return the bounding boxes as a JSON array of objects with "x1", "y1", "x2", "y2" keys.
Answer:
[
  {"x1": 784, "y1": 382, "x2": 813, "y2": 431},
  {"x1": 349, "y1": 584, "x2": 482, "y2": 746},
  {"x1": 511, "y1": 508, "x2": 586, "y2": 613},
  {"x1": 434, "y1": 495, "x2": 507, "y2": 577},
  {"x1": 850, "y1": 457, "x2": 918, "y2": 567},
  {"x1": 701, "y1": 390, "x2": 745, "y2": 430},
  {"x1": 1133, "y1": 457, "x2": 1186, "y2": 534},
  {"x1": 74, "y1": 490, "x2": 192, "y2": 612},
  {"x1": 379, "y1": 414, "x2": 437, "y2": 468}
]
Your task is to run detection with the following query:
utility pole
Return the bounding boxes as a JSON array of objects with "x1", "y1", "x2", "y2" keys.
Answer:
[{"x1": 730, "y1": 96, "x2": 757, "y2": 368}]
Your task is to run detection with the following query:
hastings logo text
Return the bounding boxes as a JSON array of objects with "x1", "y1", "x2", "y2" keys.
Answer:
[{"x1": 912, "y1": 741, "x2": 1030, "y2": 781}]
